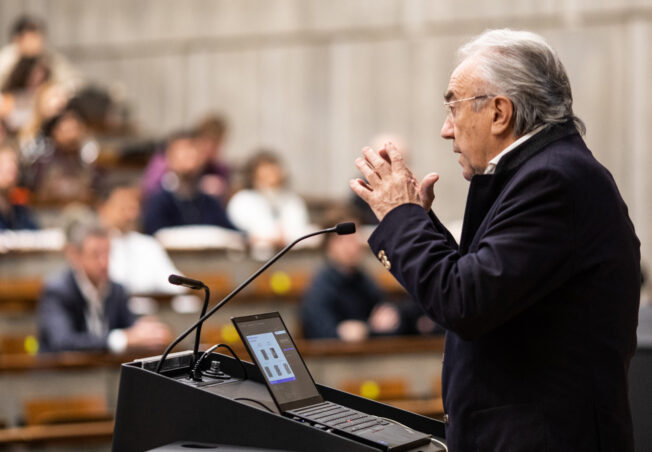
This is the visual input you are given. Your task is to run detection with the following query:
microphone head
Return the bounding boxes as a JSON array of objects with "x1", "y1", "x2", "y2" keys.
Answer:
[
  {"x1": 335, "y1": 222, "x2": 356, "y2": 235},
  {"x1": 168, "y1": 274, "x2": 204, "y2": 290},
  {"x1": 168, "y1": 274, "x2": 184, "y2": 286}
]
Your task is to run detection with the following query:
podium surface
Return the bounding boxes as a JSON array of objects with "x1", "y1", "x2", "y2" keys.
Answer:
[{"x1": 113, "y1": 352, "x2": 446, "y2": 451}]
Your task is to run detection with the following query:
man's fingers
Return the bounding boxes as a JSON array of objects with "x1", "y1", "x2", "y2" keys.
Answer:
[
  {"x1": 362, "y1": 147, "x2": 391, "y2": 176},
  {"x1": 419, "y1": 172, "x2": 439, "y2": 211},
  {"x1": 349, "y1": 178, "x2": 372, "y2": 201},
  {"x1": 355, "y1": 156, "x2": 381, "y2": 185},
  {"x1": 385, "y1": 142, "x2": 406, "y2": 170}
]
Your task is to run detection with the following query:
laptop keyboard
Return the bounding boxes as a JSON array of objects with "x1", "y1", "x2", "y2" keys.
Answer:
[{"x1": 286, "y1": 401, "x2": 432, "y2": 451}]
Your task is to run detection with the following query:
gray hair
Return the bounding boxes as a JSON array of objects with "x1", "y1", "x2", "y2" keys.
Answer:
[
  {"x1": 457, "y1": 29, "x2": 585, "y2": 136},
  {"x1": 62, "y1": 206, "x2": 108, "y2": 249}
]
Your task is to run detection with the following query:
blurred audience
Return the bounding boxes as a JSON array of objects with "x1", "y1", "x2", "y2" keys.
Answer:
[
  {"x1": 22, "y1": 104, "x2": 99, "y2": 204},
  {"x1": 142, "y1": 130, "x2": 236, "y2": 235},
  {"x1": 0, "y1": 55, "x2": 51, "y2": 134},
  {"x1": 0, "y1": 139, "x2": 38, "y2": 230},
  {"x1": 300, "y1": 211, "x2": 403, "y2": 342},
  {"x1": 142, "y1": 114, "x2": 230, "y2": 203},
  {"x1": 96, "y1": 176, "x2": 185, "y2": 296},
  {"x1": 194, "y1": 114, "x2": 231, "y2": 202},
  {"x1": 18, "y1": 80, "x2": 69, "y2": 145},
  {"x1": 0, "y1": 15, "x2": 83, "y2": 94},
  {"x1": 37, "y1": 216, "x2": 172, "y2": 353},
  {"x1": 227, "y1": 150, "x2": 313, "y2": 253}
]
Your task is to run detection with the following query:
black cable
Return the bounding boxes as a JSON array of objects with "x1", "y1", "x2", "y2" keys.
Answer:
[
  {"x1": 233, "y1": 397, "x2": 274, "y2": 413},
  {"x1": 191, "y1": 343, "x2": 248, "y2": 381}
]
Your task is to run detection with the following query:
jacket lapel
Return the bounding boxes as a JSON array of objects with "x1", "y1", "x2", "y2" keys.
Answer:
[{"x1": 459, "y1": 121, "x2": 579, "y2": 254}]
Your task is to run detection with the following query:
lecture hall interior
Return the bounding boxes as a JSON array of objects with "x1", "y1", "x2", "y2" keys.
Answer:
[{"x1": 0, "y1": 1, "x2": 650, "y2": 451}]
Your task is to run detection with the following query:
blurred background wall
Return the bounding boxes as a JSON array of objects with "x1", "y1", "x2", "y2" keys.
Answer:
[{"x1": 1, "y1": 0, "x2": 650, "y2": 265}]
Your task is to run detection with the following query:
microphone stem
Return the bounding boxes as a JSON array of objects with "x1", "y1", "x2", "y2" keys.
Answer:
[
  {"x1": 155, "y1": 228, "x2": 330, "y2": 373},
  {"x1": 193, "y1": 285, "x2": 210, "y2": 364}
]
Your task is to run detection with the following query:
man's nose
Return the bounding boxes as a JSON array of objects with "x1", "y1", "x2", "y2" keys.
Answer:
[{"x1": 440, "y1": 116, "x2": 454, "y2": 140}]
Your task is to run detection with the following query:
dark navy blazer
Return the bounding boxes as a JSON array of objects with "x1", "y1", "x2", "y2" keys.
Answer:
[
  {"x1": 142, "y1": 188, "x2": 236, "y2": 235},
  {"x1": 37, "y1": 269, "x2": 136, "y2": 353},
  {"x1": 368, "y1": 122, "x2": 640, "y2": 451},
  {"x1": 300, "y1": 261, "x2": 383, "y2": 339}
]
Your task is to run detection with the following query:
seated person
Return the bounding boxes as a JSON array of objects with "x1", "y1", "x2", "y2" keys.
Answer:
[
  {"x1": 227, "y1": 150, "x2": 313, "y2": 252},
  {"x1": 19, "y1": 80, "x2": 69, "y2": 146},
  {"x1": 37, "y1": 217, "x2": 171, "y2": 353},
  {"x1": 0, "y1": 139, "x2": 38, "y2": 230},
  {"x1": 300, "y1": 213, "x2": 403, "y2": 342},
  {"x1": 194, "y1": 114, "x2": 231, "y2": 204},
  {"x1": 141, "y1": 114, "x2": 230, "y2": 203},
  {"x1": 0, "y1": 55, "x2": 51, "y2": 134},
  {"x1": 22, "y1": 103, "x2": 98, "y2": 204},
  {"x1": 0, "y1": 15, "x2": 83, "y2": 93},
  {"x1": 142, "y1": 130, "x2": 236, "y2": 235},
  {"x1": 97, "y1": 176, "x2": 185, "y2": 296}
]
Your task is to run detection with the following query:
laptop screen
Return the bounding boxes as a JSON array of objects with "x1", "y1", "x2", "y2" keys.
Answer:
[{"x1": 232, "y1": 312, "x2": 324, "y2": 412}]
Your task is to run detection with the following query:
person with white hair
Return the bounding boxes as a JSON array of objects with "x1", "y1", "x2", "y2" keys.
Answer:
[{"x1": 351, "y1": 29, "x2": 639, "y2": 451}]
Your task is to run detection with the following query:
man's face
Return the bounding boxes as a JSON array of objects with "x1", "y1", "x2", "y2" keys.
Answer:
[
  {"x1": 440, "y1": 59, "x2": 494, "y2": 181},
  {"x1": 52, "y1": 112, "x2": 86, "y2": 153},
  {"x1": 100, "y1": 187, "x2": 141, "y2": 233},
  {"x1": 254, "y1": 161, "x2": 284, "y2": 190},
  {"x1": 327, "y1": 231, "x2": 362, "y2": 270},
  {"x1": 166, "y1": 138, "x2": 203, "y2": 178},
  {"x1": 70, "y1": 235, "x2": 111, "y2": 288},
  {"x1": 15, "y1": 31, "x2": 44, "y2": 56}
]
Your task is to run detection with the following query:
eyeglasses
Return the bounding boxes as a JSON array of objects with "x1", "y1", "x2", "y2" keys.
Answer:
[{"x1": 443, "y1": 95, "x2": 490, "y2": 118}]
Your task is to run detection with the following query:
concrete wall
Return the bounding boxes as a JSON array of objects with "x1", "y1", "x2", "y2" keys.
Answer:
[{"x1": 2, "y1": 0, "x2": 650, "y2": 266}]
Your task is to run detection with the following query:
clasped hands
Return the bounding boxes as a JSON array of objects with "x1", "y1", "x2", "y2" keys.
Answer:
[{"x1": 350, "y1": 142, "x2": 439, "y2": 222}]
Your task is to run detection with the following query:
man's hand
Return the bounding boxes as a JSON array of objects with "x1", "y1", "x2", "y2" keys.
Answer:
[
  {"x1": 336, "y1": 320, "x2": 369, "y2": 342},
  {"x1": 350, "y1": 142, "x2": 439, "y2": 221},
  {"x1": 369, "y1": 303, "x2": 401, "y2": 333},
  {"x1": 124, "y1": 316, "x2": 172, "y2": 350}
]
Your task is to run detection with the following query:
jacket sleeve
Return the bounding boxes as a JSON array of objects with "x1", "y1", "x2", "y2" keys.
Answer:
[
  {"x1": 37, "y1": 285, "x2": 110, "y2": 352},
  {"x1": 368, "y1": 169, "x2": 574, "y2": 340}
]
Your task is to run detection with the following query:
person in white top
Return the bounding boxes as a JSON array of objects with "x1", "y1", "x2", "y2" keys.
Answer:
[
  {"x1": 227, "y1": 150, "x2": 314, "y2": 255},
  {"x1": 97, "y1": 178, "x2": 185, "y2": 296}
]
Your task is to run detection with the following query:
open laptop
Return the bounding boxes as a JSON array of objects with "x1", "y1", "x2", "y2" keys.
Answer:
[{"x1": 231, "y1": 312, "x2": 433, "y2": 452}]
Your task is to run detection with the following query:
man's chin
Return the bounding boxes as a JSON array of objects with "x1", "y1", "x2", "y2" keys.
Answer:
[{"x1": 459, "y1": 165, "x2": 472, "y2": 181}]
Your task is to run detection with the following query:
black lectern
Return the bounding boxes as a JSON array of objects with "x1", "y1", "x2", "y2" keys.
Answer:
[{"x1": 113, "y1": 352, "x2": 446, "y2": 451}]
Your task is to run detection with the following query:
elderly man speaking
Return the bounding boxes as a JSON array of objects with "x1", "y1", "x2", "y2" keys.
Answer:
[{"x1": 351, "y1": 29, "x2": 640, "y2": 451}]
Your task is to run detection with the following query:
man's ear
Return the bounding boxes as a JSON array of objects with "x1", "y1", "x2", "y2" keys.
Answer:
[{"x1": 490, "y1": 96, "x2": 514, "y2": 136}]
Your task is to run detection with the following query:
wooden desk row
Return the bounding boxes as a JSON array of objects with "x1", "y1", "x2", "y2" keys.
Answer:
[
  {"x1": 0, "y1": 335, "x2": 444, "y2": 374},
  {"x1": 0, "y1": 267, "x2": 406, "y2": 314}
]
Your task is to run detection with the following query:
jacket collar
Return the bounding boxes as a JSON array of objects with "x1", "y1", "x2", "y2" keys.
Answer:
[
  {"x1": 458, "y1": 121, "x2": 579, "y2": 253},
  {"x1": 494, "y1": 120, "x2": 579, "y2": 176}
]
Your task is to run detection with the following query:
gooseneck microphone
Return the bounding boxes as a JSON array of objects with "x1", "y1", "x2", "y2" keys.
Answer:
[
  {"x1": 168, "y1": 275, "x2": 205, "y2": 291},
  {"x1": 155, "y1": 222, "x2": 356, "y2": 373},
  {"x1": 168, "y1": 274, "x2": 210, "y2": 374}
]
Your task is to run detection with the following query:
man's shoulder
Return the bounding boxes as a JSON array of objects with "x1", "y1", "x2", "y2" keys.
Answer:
[
  {"x1": 106, "y1": 279, "x2": 129, "y2": 302},
  {"x1": 41, "y1": 270, "x2": 82, "y2": 304},
  {"x1": 43, "y1": 269, "x2": 75, "y2": 291},
  {"x1": 517, "y1": 132, "x2": 608, "y2": 186}
]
